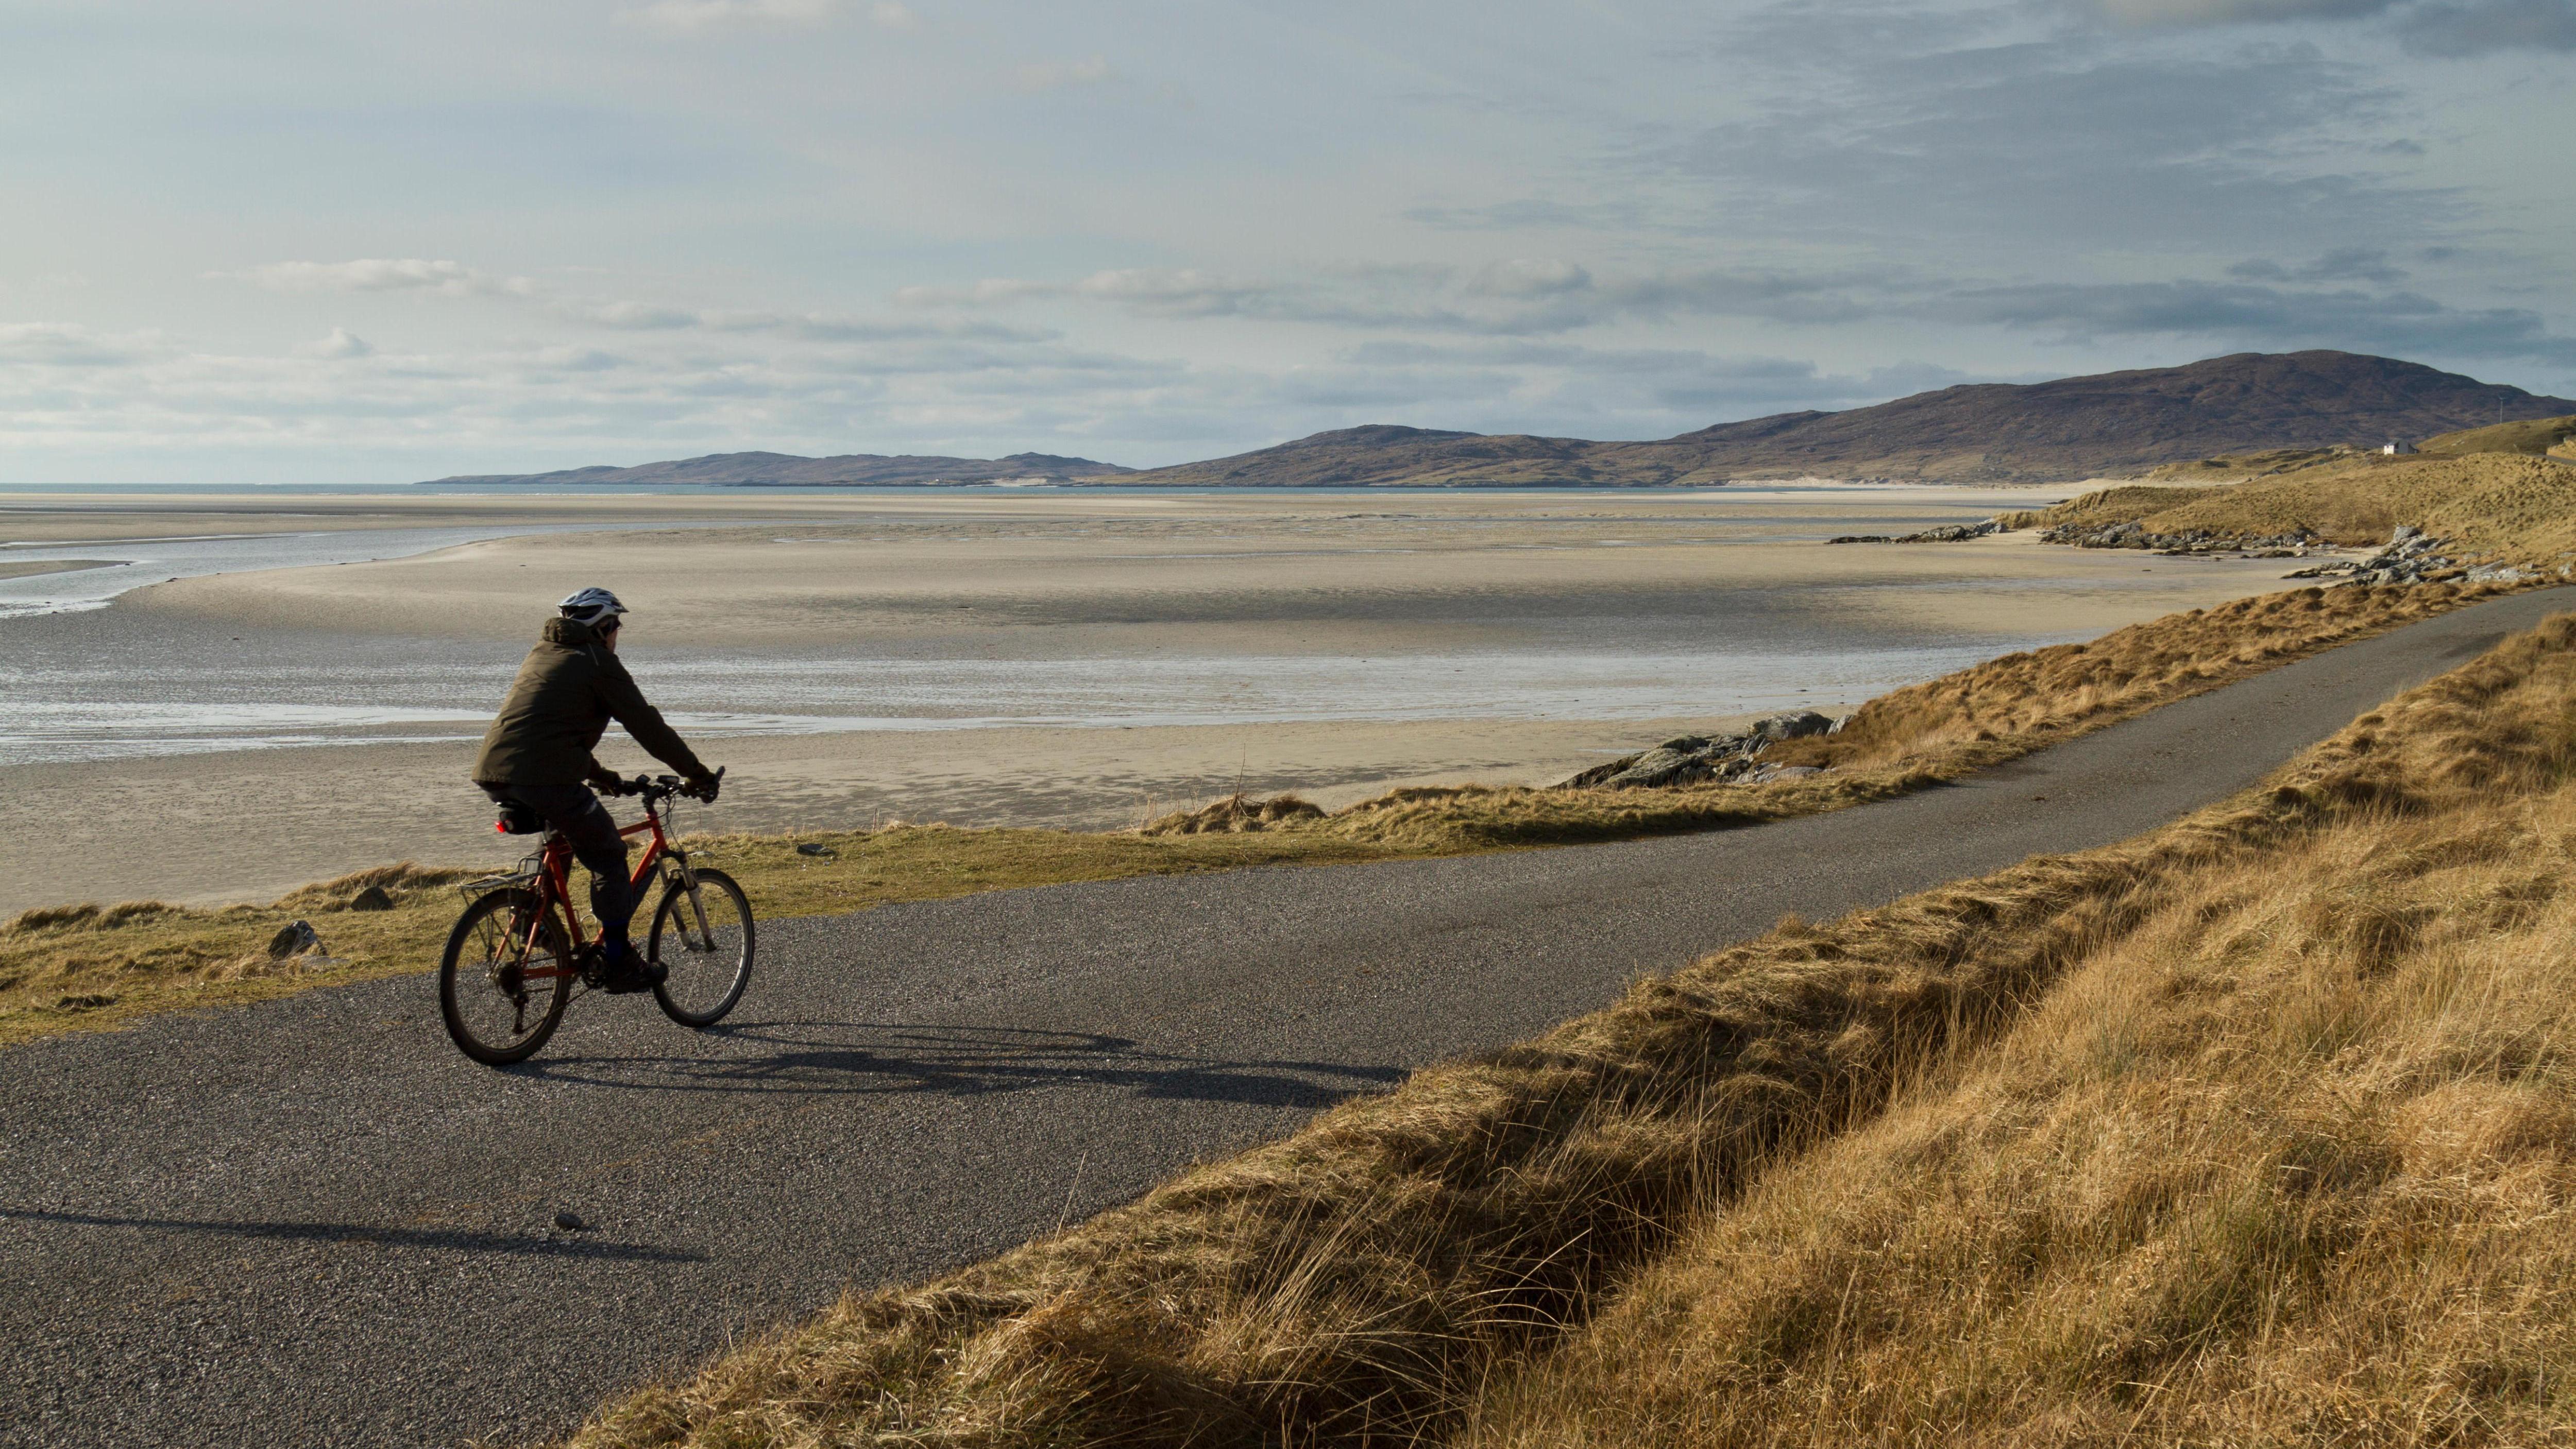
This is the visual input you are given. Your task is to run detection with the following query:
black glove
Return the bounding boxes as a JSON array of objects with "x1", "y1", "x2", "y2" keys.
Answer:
[
  {"x1": 591, "y1": 772, "x2": 633, "y2": 796},
  {"x1": 686, "y1": 768, "x2": 723, "y2": 802}
]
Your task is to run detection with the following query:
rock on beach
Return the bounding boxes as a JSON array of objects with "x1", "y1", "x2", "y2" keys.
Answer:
[
  {"x1": 1828, "y1": 520, "x2": 2004, "y2": 545},
  {"x1": 1562, "y1": 710, "x2": 1839, "y2": 790}
]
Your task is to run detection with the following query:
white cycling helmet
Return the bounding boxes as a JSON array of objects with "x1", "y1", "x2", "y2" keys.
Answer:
[{"x1": 558, "y1": 586, "x2": 629, "y2": 627}]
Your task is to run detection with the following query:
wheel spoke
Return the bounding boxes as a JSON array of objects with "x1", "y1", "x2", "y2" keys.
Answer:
[{"x1": 440, "y1": 889, "x2": 570, "y2": 1065}]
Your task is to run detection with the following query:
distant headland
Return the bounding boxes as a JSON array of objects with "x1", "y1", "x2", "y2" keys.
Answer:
[
  {"x1": 426, "y1": 350, "x2": 2576, "y2": 489},
  {"x1": 423, "y1": 450, "x2": 1136, "y2": 489}
]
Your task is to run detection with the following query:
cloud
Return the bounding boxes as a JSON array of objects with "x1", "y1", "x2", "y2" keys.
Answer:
[
  {"x1": 2082, "y1": 0, "x2": 2576, "y2": 48},
  {"x1": 2227, "y1": 247, "x2": 2409, "y2": 284},
  {"x1": 0, "y1": 322, "x2": 162, "y2": 368},
  {"x1": 2399, "y1": 0, "x2": 2576, "y2": 52},
  {"x1": 1466, "y1": 259, "x2": 1593, "y2": 298},
  {"x1": 869, "y1": 1, "x2": 920, "y2": 29},
  {"x1": 1405, "y1": 200, "x2": 1651, "y2": 234},
  {"x1": 563, "y1": 298, "x2": 703, "y2": 330},
  {"x1": 1936, "y1": 279, "x2": 2576, "y2": 365},
  {"x1": 877, "y1": 250, "x2": 2576, "y2": 378},
  {"x1": 892, "y1": 278, "x2": 1058, "y2": 308},
  {"x1": 890, "y1": 260, "x2": 1893, "y2": 336},
  {"x1": 231, "y1": 259, "x2": 531, "y2": 297},
  {"x1": 1012, "y1": 57, "x2": 1116, "y2": 93},
  {"x1": 1072, "y1": 267, "x2": 1270, "y2": 315},
  {"x1": 2091, "y1": 0, "x2": 2397, "y2": 23},
  {"x1": 619, "y1": 0, "x2": 837, "y2": 33},
  {"x1": 1623, "y1": 19, "x2": 2427, "y2": 261},
  {"x1": 221, "y1": 259, "x2": 1050, "y2": 346},
  {"x1": 294, "y1": 328, "x2": 374, "y2": 360}
]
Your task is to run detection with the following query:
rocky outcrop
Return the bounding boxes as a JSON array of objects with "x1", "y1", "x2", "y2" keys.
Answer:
[
  {"x1": 1561, "y1": 711, "x2": 1839, "y2": 790},
  {"x1": 2275, "y1": 525, "x2": 2560, "y2": 585},
  {"x1": 2039, "y1": 519, "x2": 2324, "y2": 557},
  {"x1": 1829, "y1": 520, "x2": 2004, "y2": 545},
  {"x1": 2282, "y1": 525, "x2": 2463, "y2": 585}
]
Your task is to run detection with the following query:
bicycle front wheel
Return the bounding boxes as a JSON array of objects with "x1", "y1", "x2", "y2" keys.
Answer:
[
  {"x1": 650, "y1": 867, "x2": 754, "y2": 1028},
  {"x1": 438, "y1": 888, "x2": 572, "y2": 1066}
]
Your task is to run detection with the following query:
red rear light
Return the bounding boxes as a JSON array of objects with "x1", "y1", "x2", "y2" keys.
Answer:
[{"x1": 495, "y1": 822, "x2": 506, "y2": 833}]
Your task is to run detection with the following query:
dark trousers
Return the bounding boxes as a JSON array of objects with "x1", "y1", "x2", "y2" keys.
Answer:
[{"x1": 480, "y1": 782, "x2": 636, "y2": 945}]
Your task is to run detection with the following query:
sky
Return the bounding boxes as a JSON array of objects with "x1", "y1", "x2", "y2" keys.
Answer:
[{"x1": 3, "y1": 0, "x2": 2571, "y2": 483}]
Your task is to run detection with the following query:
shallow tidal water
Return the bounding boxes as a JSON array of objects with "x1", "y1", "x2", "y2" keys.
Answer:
[{"x1": 0, "y1": 606, "x2": 2037, "y2": 767}]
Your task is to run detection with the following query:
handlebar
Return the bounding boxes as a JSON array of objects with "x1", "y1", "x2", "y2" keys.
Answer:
[{"x1": 606, "y1": 765, "x2": 724, "y2": 803}]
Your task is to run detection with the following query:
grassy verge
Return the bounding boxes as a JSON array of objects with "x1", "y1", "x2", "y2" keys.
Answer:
[
  {"x1": 0, "y1": 831, "x2": 1389, "y2": 1050},
  {"x1": 551, "y1": 590, "x2": 2576, "y2": 1447},
  {"x1": 1453, "y1": 637, "x2": 2576, "y2": 1444},
  {"x1": 0, "y1": 581, "x2": 2504, "y2": 1051}
]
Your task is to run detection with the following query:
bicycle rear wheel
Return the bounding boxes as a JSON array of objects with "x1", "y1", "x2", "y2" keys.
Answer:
[
  {"x1": 650, "y1": 867, "x2": 754, "y2": 1028},
  {"x1": 439, "y1": 888, "x2": 572, "y2": 1065}
]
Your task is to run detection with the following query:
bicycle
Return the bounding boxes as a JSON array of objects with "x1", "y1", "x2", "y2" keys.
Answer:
[{"x1": 438, "y1": 768, "x2": 754, "y2": 1066}]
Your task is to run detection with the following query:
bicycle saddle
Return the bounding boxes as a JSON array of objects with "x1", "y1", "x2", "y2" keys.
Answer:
[{"x1": 494, "y1": 799, "x2": 545, "y2": 836}]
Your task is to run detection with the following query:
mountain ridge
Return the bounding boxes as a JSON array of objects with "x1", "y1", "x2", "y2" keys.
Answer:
[
  {"x1": 1123, "y1": 352, "x2": 2576, "y2": 486},
  {"x1": 425, "y1": 352, "x2": 2576, "y2": 489},
  {"x1": 426, "y1": 449, "x2": 1134, "y2": 488}
]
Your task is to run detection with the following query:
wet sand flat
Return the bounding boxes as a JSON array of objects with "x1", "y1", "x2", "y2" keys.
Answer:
[{"x1": 131, "y1": 488, "x2": 2294, "y2": 647}]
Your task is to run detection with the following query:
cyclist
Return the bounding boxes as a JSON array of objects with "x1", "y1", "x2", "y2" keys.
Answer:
[{"x1": 472, "y1": 587, "x2": 719, "y2": 992}]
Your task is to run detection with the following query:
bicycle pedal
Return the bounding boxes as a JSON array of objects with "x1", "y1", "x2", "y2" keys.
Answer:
[{"x1": 600, "y1": 960, "x2": 667, "y2": 995}]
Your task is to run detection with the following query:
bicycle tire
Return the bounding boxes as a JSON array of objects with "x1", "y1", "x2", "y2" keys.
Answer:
[
  {"x1": 439, "y1": 888, "x2": 573, "y2": 1065},
  {"x1": 649, "y1": 867, "x2": 754, "y2": 1028}
]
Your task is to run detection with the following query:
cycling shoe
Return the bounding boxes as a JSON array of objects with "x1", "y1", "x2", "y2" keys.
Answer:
[{"x1": 598, "y1": 942, "x2": 667, "y2": 994}]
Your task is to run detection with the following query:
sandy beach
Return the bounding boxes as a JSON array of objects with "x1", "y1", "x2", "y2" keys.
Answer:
[{"x1": 0, "y1": 485, "x2": 2321, "y2": 913}]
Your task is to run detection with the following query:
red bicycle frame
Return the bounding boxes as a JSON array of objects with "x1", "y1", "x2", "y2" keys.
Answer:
[{"x1": 513, "y1": 793, "x2": 681, "y2": 981}]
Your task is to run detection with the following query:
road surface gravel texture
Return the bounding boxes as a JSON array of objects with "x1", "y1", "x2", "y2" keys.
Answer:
[{"x1": 5, "y1": 585, "x2": 2569, "y2": 1448}]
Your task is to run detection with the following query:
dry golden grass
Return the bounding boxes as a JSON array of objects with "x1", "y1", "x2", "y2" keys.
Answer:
[
  {"x1": 0, "y1": 582, "x2": 2494, "y2": 1051},
  {"x1": 2421, "y1": 411, "x2": 2576, "y2": 458},
  {"x1": 1141, "y1": 792, "x2": 1328, "y2": 834},
  {"x1": 2028, "y1": 451, "x2": 2576, "y2": 560},
  {"x1": 1765, "y1": 580, "x2": 2481, "y2": 774},
  {"x1": 2140, "y1": 445, "x2": 2364, "y2": 484},
  {"x1": 1453, "y1": 617, "x2": 2576, "y2": 1448},
  {"x1": 552, "y1": 612, "x2": 2576, "y2": 1449}
]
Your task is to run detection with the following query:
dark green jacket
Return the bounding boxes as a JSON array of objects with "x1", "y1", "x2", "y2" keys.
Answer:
[{"x1": 471, "y1": 618, "x2": 709, "y2": 787}]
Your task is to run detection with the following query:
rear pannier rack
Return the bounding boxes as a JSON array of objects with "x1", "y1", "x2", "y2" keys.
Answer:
[{"x1": 456, "y1": 867, "x2": 542, "y2": 901}]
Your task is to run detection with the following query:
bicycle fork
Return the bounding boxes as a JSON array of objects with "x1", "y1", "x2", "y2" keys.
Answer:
[{"x1": 666, "y1": 854, "x2": 718, "y2": 950}]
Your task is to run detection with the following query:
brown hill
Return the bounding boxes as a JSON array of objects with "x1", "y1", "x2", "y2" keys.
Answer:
[
  {"x1": 426, "y1": 449, "x2": 1133, "y2": 487},
  {"x1": 1121, "y1": 352, "x2": 2576, "y2": 487}
]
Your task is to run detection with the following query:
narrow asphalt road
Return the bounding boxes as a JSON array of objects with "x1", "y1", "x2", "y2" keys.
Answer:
[{"x1": 6, "y1": 587, "x2": 2568, "y2": 1449}]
